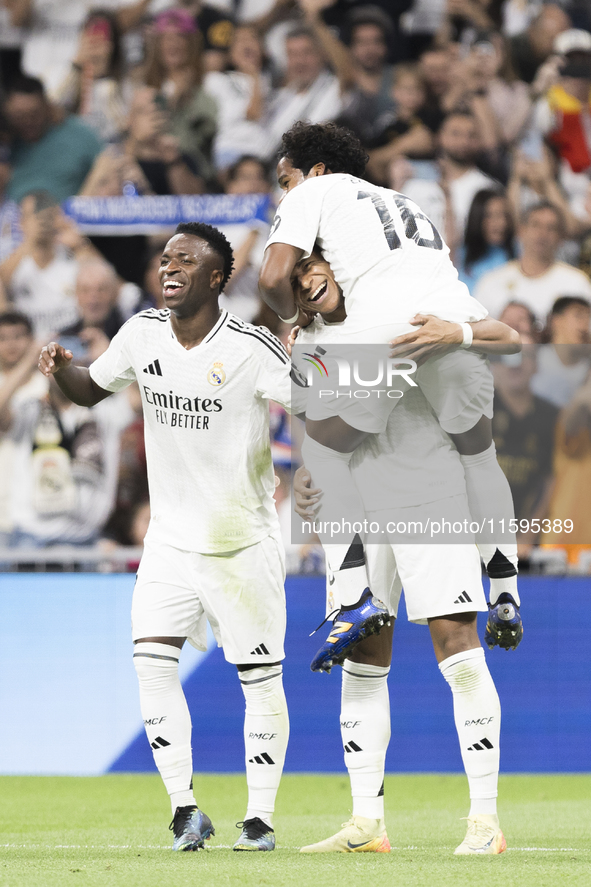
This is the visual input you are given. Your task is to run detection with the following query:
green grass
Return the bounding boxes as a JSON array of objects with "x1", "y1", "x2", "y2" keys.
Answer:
[{"x1": 0, "y1": 774, "x2": 589, "y2": 887}]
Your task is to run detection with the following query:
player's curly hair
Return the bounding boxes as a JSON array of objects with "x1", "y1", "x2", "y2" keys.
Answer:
[
  {"x1": 278, "y1": 122, "x2": 368, "y2": 177},
  {"x1": 175, "y1": 222, "x2": 235, "y2": 292}
]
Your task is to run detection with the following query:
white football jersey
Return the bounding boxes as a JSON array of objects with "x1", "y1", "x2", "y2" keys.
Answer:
[
  {"x1": 296, "y1": 317, "x2": 466, "y2": 509},
  {"x1": 266, "y1": 174, "x2": 487, "y2": 328},
  {"x1": 89, "y1": 308, "x2": 291, "y2": 554}
]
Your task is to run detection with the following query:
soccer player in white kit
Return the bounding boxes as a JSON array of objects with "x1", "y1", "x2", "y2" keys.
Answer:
[
  {"x1": 289, "y1": 254, "x2": 512, "y2": 856},
  {"x1": 38, "y1": 222, "x2": 291, "y2": 853},
  {"x1": 259, "y1": 122, "x2": 523, "y2": 669}
]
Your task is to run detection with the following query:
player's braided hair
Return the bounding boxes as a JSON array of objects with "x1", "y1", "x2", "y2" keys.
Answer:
[
  {"x1": 175, "y1": 222, "x2": 235, "y2": 292},
  {"x1": 278, "y1": 122, "x2": 368, "y2": 177}
]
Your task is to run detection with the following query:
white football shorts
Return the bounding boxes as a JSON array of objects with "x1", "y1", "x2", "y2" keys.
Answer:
[
  {"x1": 326, "y1": 495, "x2": 486, "y2": 624},
  {"x1": 304, "y1": 324, "x2": 494, "y2": 436},
  {"x1": 132, "y1": 533, "x2": 286, "y2": 664}
]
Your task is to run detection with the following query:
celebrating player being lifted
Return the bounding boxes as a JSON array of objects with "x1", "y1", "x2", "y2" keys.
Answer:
[
  {"x1": 39, "y1": 222, "x2": 292, "y2": 853},
  {"x1": 288, "y1": 252, "x2": 517, "y2": 856},
  {"x1": 259, "y1": 122, "x2": 523, "y2": 670}
]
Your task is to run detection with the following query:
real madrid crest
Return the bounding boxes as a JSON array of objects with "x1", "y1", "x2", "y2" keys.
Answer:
[{"x1": 208, "y1": 361, "x2": 226, "y2": 386}]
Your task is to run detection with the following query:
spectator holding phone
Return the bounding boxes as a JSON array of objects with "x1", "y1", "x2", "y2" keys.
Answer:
[
  {"x1": 54, "y1": 10, "x2": 131, "y2": 145},
  {"x1": 139, "y1": 8, "x2": 217, "y2": 183}
]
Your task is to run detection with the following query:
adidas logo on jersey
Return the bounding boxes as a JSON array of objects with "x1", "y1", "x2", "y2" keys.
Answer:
[
  {"x1": 143, "y1": 359, "x2": 163, "y2": 376},
  {"x1": 467, "y1": 737, "x2": 494, "y2": 751},
  {"x1": 454, "y1": 591, "x2": 472, "y2": 604}
]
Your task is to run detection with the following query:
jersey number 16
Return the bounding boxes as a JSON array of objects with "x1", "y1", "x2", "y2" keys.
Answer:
[{"x1": 357, "y1": 191, "x2": 443, "y2": 251}]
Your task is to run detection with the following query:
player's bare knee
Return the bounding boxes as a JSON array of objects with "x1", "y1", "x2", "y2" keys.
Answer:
[
  {"x1": 429, "y1": 613, "x2": 479, "y2": 662},
  {"x1": 347, "y1": 621, "x2": 394, "y2": 667}
]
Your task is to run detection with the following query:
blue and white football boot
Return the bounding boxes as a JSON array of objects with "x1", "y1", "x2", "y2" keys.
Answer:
[
  {"x1": 169, "y1": 806, "x2": 215, "y2": 851},
  {"x1": 233, "y1": 817, "x2": 275, "y2": 851},
  {"x1": 310, "y1": 589, "x2": 391, "y2": 673},
  {"x1": 484, "y1": 593, "x2": 523, "y2": 651}
]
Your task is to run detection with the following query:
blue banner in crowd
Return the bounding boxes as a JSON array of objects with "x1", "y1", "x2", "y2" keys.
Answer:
[{"x1": 62, "y1": 194, "x2": 273, "y2": 235}]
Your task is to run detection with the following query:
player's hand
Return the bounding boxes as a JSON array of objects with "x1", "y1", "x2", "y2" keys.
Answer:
[
  {"x1": 38, "y1": 342, "x2": 73, "y2": 376},
  {"x1": 389, "y1": 314, "x2": 463, "y2": 365},
  {"x1": 293, "y1": 465, "x2": 322, "y2": 519},
  {"x1": 286, "y1": 325, "x2": 300, "y2": 356}
]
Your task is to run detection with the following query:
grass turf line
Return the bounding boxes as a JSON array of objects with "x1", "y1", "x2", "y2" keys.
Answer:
[{"x1": 0, "y1": 774, "x2": 589, "y2": 887}]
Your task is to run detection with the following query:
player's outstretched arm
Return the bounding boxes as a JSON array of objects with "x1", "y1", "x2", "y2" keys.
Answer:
[
  {"x1": 38, "y1": 342, "x2": 112, "y2": 407},
  {"x1": 389, "y1": 315, "x2": 521, "y2": 364},
  {"x1": 259, "y1": 243, "x2": 304, "y2": 322}
]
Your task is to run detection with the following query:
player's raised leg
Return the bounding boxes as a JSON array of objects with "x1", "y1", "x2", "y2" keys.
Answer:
[{"x1": 302, "y1": 417, "x2": 391, "y2": 673}]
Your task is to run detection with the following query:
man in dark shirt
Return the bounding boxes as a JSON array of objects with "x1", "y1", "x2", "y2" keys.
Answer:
[{"x1": 492, "y1": 345, "x2": 558, "y2": 553}]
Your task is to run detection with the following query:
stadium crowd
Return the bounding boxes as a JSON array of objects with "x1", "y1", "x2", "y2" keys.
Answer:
[{"x1": 1, "y1": 0, "x2": 591, "y2": 570}]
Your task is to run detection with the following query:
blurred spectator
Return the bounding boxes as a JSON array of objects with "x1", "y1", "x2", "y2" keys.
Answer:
[
  {"x1": 0, "y1": 190, "x2": 98, "y2": 337},
  {"x1": 0, "y1": 145, "x2": 21, "y2": 265},
  {"x1": 15, "y1": 0, "x2": 148, "y2": 98},
  {"x1": 457, "y1": 187, "x2": 515, "y2": 293},
  {"x1": 532, "y1": 28, "x2": 591, "y2": 219},
  {"x1": 506, "y1": 146, "x2": 583, "y2": 239},
  {"x1": 300, "y1": 1, "x2": 396, "y2": 144},
  {"x1": 491, "y1": 344, "x2": 559, "y2": 557},
  {"x1": 499, "y1": 299, "x2": 538, "y2": 339},
  {"x1": 3, "y1": 75, "x2": 102, "y2": 203},
  {"x1": 541, "y1": 367, "x2": 591, "y2": 561},
  {"x1": 0, "y1": 310, "x2": 47, "y2": 541},
  {"x1": 204, "y1": 25, "x2": 271, "y2": 170},
  {"x1": 192, "y1": 0, "x2": 235, "y2": 72},
  {"x1": 139, "y1": 8, "x2": 218, "y2": 182},
  {"x1": 401, "y1": 0, "x2": 446, "y2": 59},
  {"x1": 263, "y1": 25, "x2": 344, "y2": 160},
  {"x1": 80, "y1": 87, "x2": 207, "y2": 196},
  {"x1": 365, "y1": 63, "x2": 436, "y2": 183},
  {"x1": 468, "y1": 31, "x2": 532, "y2": 151},
  {"x1": 54, "y1": 10, "x2": 131, "y2": 145},
  {"x1": 474, "y1": 201, "x2": 591, "y2": 321},
  {"x1": 437, "y1": 0, "x2": 498, "y2": 46},
  {"x1": 509, "y1": 3, "x2": 570, "y2": 84},
  {"x1": 419, "y1": 45, "x2": 453, "y2": 113},
  {"x1": 0, "y1": 0, "x2": 24, "y2": 90},
  {"x1": 4, "y1": 375, "x2": 125, "y2": 547},
  {"x1": 138, "y1": 241, "x2": 167, "y2": 310},
  {"x1": 531, "y1": 295, "x2": 591, "y2": 407},
  {"x1": 319, "y1": 0, "x2": 413, "y2": 63},
  {"x1": 58, "y1": 259, "x2": 125, "y2": 364},
  {"x1": 220, "y1": 155, "x2": 272, "y2": 321},
  {"x1": 437, "y1": 110, "x2": 496, "y2": 243},
  {"x1": 226, "y1": 154, "x2": 271, "y2": 194}
]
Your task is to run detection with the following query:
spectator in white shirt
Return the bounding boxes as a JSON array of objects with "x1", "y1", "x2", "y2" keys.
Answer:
[
  {"x1": 474, "y1": 201, "x2": 591, "y2": 322},
  {"x1": 262, "y1": 25, "x2": 344, "y2": 161},
  {"x1": 437, "y1": 110, "x2": 496, "y2": 245}
]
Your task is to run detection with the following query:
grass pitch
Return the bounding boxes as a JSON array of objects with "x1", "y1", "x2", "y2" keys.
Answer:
[{"x1": 0, "y1": 774, "x2": 589, "y2": 887}]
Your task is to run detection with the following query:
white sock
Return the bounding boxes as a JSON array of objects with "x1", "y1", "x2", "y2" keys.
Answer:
[
  {"x1": 302, "y1": 435, "x2": 369, "y2": 606},
  {"x1": 439, "y1": 647, "x2": 500, "y2": 817},
  {"x1": 240, "y1": 665, "x2": 289, "y2": 827},
  {"x1": 341, "y1": 661, "x2": 391, "y2": 820},
  {"x1": 460, "y1": 443, "x2": 520, "y2": 605},
  {"x1": 133, "y1": 643, "x2": 196, "y2": 814}
]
